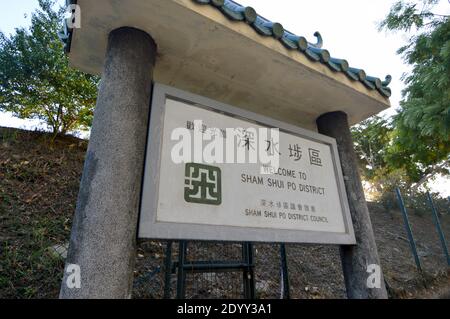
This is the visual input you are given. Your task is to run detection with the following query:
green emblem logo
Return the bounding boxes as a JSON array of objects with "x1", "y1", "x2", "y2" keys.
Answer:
[{"x1": 184, "y1": 163, "x2": 222, "y2": 206}]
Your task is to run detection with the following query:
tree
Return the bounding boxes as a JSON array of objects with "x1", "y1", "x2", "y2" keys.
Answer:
[
  {"x1": 351, "y1": 117, "x2": 411, "y2": 199},
  {"x1": 0, "y1": 0, "x2": 99, "y2": 136},
  {"x1": 352, "y1": 116, "x2": 392, "y2": 181},
  {"x1": 379, "y1": 0, "x2": 450, "y2": 192}
]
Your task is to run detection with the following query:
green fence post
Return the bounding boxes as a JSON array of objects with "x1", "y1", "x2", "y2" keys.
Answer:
[
  {"x1": 427, "y1": 192, "x2": 450, "y2": 266},
  {"x1": 395, "y1": 188, "x2": 422, "y2": 271}
]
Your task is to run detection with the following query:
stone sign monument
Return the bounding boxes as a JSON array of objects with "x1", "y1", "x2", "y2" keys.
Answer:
[
  {"x1": 59, "y1": 0, "x2": 391, "y2": 299},
  {"x1": 139, "y1": 84, "x2": 355, "y2": 244}
]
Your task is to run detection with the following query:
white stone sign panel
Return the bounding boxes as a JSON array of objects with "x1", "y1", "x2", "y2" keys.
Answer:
[{"x1": 139, "y1": 84, "x2": 355, "y2": 245}]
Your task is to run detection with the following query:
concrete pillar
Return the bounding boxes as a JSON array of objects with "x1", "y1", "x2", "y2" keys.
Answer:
[
  {"x1": 60, "y1": 27, "x2": 157, "y2": 299},
  {"x1": 317, "y1": 111, "x2": 388, "y2": 299}
]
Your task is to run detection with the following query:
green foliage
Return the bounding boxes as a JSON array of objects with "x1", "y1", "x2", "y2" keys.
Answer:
[
  {"x1": 393, "y1": 5, "x2": 450, "y2": 140},
  {"x1": 0, "y1": 0, "x2": 99, "y2": 135},
  {"x1": 386, "y1": 117, "x2": 449, "y2": 184},
  {"x1": 351, "y1": 116, "x2": 392, "y2": 181},
  {"x1": 352, "y1": 117, "x2": 413, "y2": 200},
  {"x1": 361, "y1": 0, "x2": 450, "y2": 194},
  {"x1": 378, "y1": 0, "x2": 443, "y2": 32}
]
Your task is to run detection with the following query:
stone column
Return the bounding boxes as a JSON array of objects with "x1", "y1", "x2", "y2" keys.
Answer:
[
  {"x1": 60, "y1": 27, "x2": 157, "y2": 299},
  {"x1": 317, "y1": 111, "x2": 388, "y2": 299}
]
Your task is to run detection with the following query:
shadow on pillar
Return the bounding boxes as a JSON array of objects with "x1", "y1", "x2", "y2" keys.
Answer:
[{"x1": 317, "y1": 111, "x2": 388, "y2": 299}]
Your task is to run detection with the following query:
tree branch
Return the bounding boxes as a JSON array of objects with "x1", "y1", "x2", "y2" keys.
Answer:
[{"x1": 411, "y1": 161, "x2": 450, "y2": 192}]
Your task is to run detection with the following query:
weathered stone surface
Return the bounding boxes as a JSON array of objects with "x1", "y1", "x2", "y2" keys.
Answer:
[
  {"x1": 60, "y1": 27, "x2": 156, "y2": 299},
  {"x1": 317, "y1": 111, "x2": 388, "y2": 299}
]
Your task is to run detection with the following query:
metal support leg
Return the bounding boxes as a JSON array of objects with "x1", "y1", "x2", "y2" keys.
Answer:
[
  {"x1": 280, "y1": 244, "x2": 290, "y2": 299},
  {"x1": 243, "y1": 242, "x2": 255, "y2": 299},
  {"x1": 163, "y1": 241, "x2": 173, "y2": 299},
  {"x1": 176, "y1": 241, "x2": 188, "y2": 299}
]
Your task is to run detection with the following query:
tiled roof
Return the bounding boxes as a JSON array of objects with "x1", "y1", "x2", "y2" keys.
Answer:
[
  {"x1": 59, "y1": 0, "x2": 77, "y2": 53},
  {"x1": 194, "y1": 0, "x2": 392, "y2": 98}
]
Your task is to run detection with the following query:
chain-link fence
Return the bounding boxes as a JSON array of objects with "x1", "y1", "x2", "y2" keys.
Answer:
[{"x1": 133, "y1": 240, "x2": 347, "y2": 299}]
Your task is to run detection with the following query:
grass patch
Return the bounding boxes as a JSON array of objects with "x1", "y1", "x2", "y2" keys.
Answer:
[{"x1": 0, "y1": 127, "x2": 86, "y2": 298}]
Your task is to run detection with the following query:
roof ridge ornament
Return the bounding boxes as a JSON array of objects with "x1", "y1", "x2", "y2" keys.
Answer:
[
  {"x1": 382, "y1": 75, "x2": 392, "y2": 86},
  {"x1": 310, "y1": 31, "x2": 323, "y2": 49}
]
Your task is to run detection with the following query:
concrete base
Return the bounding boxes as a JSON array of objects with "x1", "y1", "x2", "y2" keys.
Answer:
[
  {"x1": 60, "y1": 27, "x2": 156, "y2": 299},
  {"x1": 317, "y1": 111, "x2": 388, "y2": 299}
]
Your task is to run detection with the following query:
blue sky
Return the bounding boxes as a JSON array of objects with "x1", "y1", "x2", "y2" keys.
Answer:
[{"x1": 0, "y1": 0, "x2": 449, "y2": 195}]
